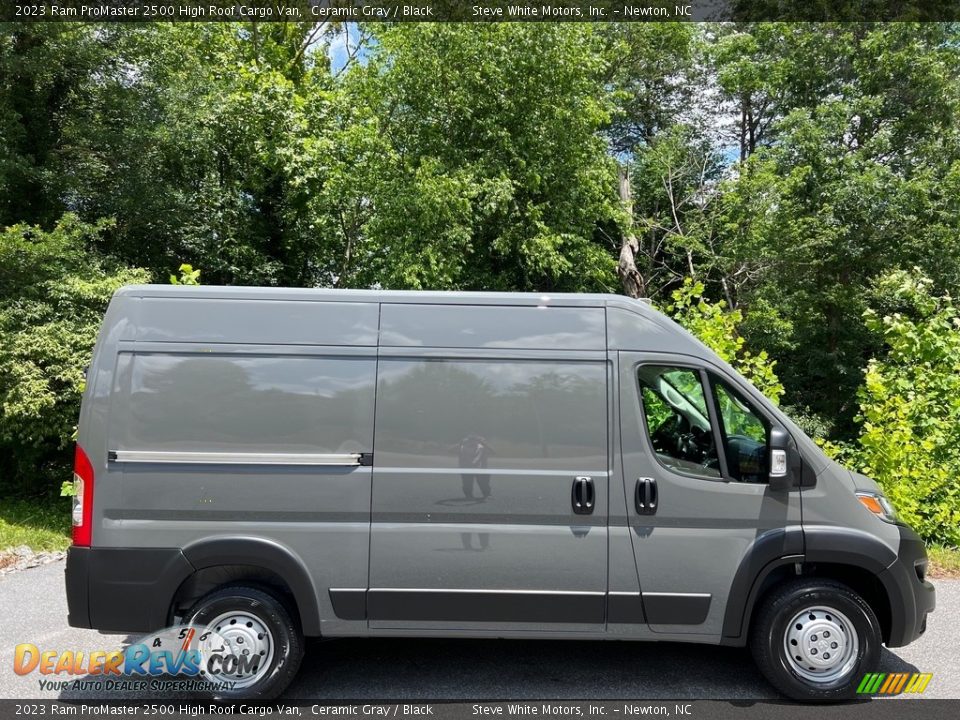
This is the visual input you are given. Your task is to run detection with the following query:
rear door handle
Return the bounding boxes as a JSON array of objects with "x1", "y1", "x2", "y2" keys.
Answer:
[
  {"x1": 572, "y1": 476, "x2": 594, "y2": 515},
  {"x1": 635, "y1": 477, "x2": 658, "y2": 515}
]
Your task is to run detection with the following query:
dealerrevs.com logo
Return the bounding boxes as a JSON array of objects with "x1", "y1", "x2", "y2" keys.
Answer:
[{"x1": 13, "y1": 625, "x2": 256, "y2": 693}]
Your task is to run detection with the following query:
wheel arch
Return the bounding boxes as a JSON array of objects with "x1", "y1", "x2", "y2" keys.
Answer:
[
  {"x1": 721, "y1": 527, "x2": 803, "y2": 644},
  {"x1": 802, "y1": 526, "x2": 898, "y2": 645},
  {"x1": 722, "y1": 526, "x2": 898, "y2": 645},
  {"x1": 177, "y1": 536, "x2": 322, "y2": 636}
]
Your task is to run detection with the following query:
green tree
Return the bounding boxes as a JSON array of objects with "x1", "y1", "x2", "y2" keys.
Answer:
[
  {"x1": 0, "y1": 24, "x2": 110, "y2": 227},
  {"x1": 602, "y1": 23, "x2": 696, "y2": 154},
  {"x1": 333, "y1": 23, "x2": 621, "y2": 292},
  {"x1": 666, "y1": 278, "x2": 784, "y2": 403},
  {"x1": 692, "y1": 23, "x2": 960, "y2": 437},
  {"x1": 626, "y1": 125, "x2": 725, "y2": 297},
  {"x1": 49, "y1": 23, "x2": 337, "y2": 285},
  {"x1": 169, "y1": 263, "x2": 201, "y2": 286},
  {"x1": 0, "y1": 215, "x2": 148, "y2": 497},
  {"x1": 2, "y1": 20, "x2": 960, "y2": 502}
]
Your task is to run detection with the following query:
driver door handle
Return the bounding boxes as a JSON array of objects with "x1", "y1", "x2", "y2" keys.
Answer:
[{"x1": 635, "y1": 477, "x2": 658, "y2": 515}]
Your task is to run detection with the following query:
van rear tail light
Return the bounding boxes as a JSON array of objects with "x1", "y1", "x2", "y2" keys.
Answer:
[{"x1": 71, "y1": 445, "x2": 95, "y2": 547}]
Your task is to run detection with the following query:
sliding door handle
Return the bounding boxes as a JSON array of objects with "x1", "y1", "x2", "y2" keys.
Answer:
[
  {"x1": 572, "y1": 476, "x2": 594, "y2": 515},
  {"x1": 635, "y1": 477, "x2": 658, "y2": 515}
]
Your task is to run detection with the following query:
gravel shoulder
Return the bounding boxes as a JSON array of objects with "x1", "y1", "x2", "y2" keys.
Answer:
[{"x1": 0, "y1": 546, "x2": 66, "y2": 576}]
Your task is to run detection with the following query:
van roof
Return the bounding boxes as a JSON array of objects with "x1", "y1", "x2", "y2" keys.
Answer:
[{"x1": 115, "y1": 284, "x2": 653, "y2": 310}]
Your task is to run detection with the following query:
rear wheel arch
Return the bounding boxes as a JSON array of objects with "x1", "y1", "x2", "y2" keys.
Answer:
[{"x1": 177, "y1": 537, "x2": 321, "y2": 636}]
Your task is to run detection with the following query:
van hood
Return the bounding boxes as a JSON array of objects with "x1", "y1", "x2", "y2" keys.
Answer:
[
  {"x1": 849, "y1": 470, "x2": 883, "y2": 494},
  {"x1": 821, "y1": 461, "x2": 882, "y2": 495}
]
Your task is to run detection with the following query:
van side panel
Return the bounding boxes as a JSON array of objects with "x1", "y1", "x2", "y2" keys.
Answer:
[
  {"x1": 85, "y1": 298, "x2": 378, "y2": 635},
  {"x1": 136, "y1": 297, "x2": 379, "y2": 346},
  {"x1": 114, "y1": 350, "x2": 374, "y2": 455},
  {"x1": 380, "y1": 304, "x2": 605, "y2": 350},
  {"x1": 79, "y1": 294, "x2": 139, "y2": 547}
]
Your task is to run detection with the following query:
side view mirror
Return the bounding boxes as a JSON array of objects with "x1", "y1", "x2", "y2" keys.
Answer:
[{"x1": 768, "y1": 426, "x2": 802, "y2": 491}]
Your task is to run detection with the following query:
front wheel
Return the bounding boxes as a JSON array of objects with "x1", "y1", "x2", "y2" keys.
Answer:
[
  {"x1": 750, "y1": 578, "x2": 882, "y2": 701},
  {"x1": 186, "y1": 584, "x2": 304, "y2": 700}
]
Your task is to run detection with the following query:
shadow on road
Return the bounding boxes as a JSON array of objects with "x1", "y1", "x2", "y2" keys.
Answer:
[
  {"x1": 50, "y1": 634, "x2": 920, "y2": 701},
  {"x1": 280, "y1": 637, "x2": 920, "y2": 700}
]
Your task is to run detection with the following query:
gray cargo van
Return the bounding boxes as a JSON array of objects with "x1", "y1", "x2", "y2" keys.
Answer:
[{"x1": 65, "y1": 286, "x2": 934, "y2": 701}]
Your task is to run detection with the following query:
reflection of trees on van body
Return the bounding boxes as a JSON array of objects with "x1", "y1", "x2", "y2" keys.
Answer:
[
  {"x1": 375, "y1": 360, "x2": 607, "y2": 470},
  {"x1": 513, "y1": 371, "x2": 607, "y2": 460},
  {"x1": 127, "y1": 355, "x2": 375, "y2": 453}
]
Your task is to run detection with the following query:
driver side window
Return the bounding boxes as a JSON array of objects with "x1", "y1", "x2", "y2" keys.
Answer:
[{"x1": 637, "y1": 365, "x2": 721, "y2": 479}]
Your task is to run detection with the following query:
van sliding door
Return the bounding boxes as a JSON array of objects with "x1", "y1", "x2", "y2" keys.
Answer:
[{"x1": 364, "y1": 303, "x2": 610, "y2": 632}]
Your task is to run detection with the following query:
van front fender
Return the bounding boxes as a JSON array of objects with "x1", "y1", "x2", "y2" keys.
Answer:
[
  {"x1": 721, "y1": 525, "x2": 901, "y2": 645},
  {"x1": 721, "y1": 526, "x2": 804, "y2": 642},
  {"x1": 802, "y1": 525, "x2": 897, "y2": 573},
  {"x1": 805, "y1": 524, "x2": 934, "y2": 648}
]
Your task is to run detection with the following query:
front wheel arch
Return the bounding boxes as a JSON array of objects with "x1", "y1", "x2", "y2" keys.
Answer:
[{"x1": 724, "y1": 527, "x2": 898, "y2": 645}]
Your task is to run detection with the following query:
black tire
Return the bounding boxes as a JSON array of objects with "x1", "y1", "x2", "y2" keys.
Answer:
[
  {"x1": 186, "y1": 584, "x2": 304, "y2": 700},
  {"x1": 750, "y1": 578, "x2": 882, "y2": 702}
]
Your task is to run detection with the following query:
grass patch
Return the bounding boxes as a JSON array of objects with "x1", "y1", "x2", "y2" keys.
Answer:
[
  {"x1": 928, "y1": 545, "x2": 960, "y2": 579},
  {"x1": 0, "y1": 498, "x2": 71, "y2": 553}
]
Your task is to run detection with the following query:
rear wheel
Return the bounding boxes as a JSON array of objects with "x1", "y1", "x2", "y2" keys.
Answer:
[
  {"x1": 750, "y1": 578, "x2": 881, "y2": 701},
  {"x1": 186, "y1": 585, "x2": 303, "y2": 700}
]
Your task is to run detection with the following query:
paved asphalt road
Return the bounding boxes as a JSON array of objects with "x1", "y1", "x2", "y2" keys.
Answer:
[{"x1": 1, "y1": 561, "x2": 957, "y2": 701}]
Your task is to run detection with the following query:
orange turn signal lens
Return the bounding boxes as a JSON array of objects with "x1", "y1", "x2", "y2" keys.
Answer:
[
  {"x1": 857, "y1": 494, "x2": 885, "y2": 516},
  {"x1": 855, "y1": 491, "x2": 898, "y2": 523}
]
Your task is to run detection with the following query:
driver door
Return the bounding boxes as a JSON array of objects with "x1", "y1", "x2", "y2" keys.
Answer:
[{"x1": 618, "y1": 352, "x2": 802, "y2": 638}]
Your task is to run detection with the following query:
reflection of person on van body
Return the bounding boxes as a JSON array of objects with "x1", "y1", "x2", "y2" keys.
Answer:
[
  {"x1": 460, "y1": 531, "x2": 490, "y2": 551},
  {"x1": 457, "y1": 434, "x2": 493, "y2": 500}
]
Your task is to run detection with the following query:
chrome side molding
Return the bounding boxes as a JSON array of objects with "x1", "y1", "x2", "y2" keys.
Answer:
[{"x1": 108, "y1": 450, "x2": 370, "y2": 466}]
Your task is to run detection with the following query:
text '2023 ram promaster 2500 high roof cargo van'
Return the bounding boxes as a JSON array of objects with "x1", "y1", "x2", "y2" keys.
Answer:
[{"x1": 65, "y1": 286, "x2": 935, "y2": 701}]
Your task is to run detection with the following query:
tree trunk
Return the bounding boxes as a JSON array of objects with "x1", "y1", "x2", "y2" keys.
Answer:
[{"x1": 616, "y1": 166, "x2": 645, "y2": 299}]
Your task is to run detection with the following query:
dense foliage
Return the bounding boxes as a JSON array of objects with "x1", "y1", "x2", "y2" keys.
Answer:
[
  {"x1": 1, "y1": 22, "x2": 958, "y2": 545},
  {"x1": 326, "y1": 25, "x2": 615, "y2": 290},
  {"x1": 664, "y1": 279, "x2": 784, "y2": 404},
  {"x1": 0, "y1": 216, "x2": 149, "y2": 495},
  {"x1": 843, "y1": 272, "x2": 960, "y2": 546}
]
